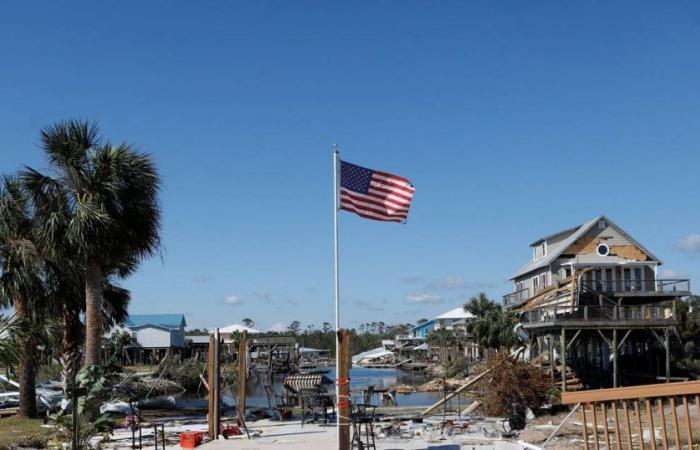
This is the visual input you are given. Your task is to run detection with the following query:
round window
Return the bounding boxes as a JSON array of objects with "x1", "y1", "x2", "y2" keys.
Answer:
[{"x1": 596, "y1": 243, "x2": 610, "y2": 256}]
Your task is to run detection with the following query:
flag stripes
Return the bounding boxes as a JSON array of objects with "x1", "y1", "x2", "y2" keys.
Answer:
[{"x1": 339, "y1": 160, "x2": 415, "y2": 223}]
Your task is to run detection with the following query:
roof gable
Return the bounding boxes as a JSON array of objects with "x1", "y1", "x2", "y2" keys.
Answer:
[
  {"x1": 512, "y1": 215, "x2": 661, "y2": 279},
  {"x1": 434, "y1": 307, "x2": 475, "y2": 320},
  {"x1": 125, "y1": 314, "x2": 186, "y2": 330}
]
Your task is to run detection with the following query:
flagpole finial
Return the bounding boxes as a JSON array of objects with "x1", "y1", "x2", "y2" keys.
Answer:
[{"x1": 333, "y1": 143, "x2": 339, "y2": 154}]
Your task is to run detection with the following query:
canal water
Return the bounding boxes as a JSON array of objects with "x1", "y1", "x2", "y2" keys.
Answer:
[{"x1": 222, "y1": 367, "x2": 450, "y2": 408}]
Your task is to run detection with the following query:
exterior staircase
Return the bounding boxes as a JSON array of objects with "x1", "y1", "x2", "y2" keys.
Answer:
[{"x1": 536, "y1": 351, "x2": 585, "y2": 392}]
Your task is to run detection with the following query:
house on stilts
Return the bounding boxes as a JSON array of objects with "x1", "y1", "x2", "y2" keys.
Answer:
[{"x1": 504, "y1": 215, "x2": 691, "y2": 391}]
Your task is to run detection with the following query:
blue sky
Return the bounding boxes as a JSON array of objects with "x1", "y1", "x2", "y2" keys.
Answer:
[{"x1": 1, "y1": 2, "x2": 699, "y2": 331}]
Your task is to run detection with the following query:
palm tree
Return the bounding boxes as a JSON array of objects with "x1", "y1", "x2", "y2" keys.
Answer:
[
  {"x1": 464, "y1": 292, "x2": 517, "y2": 352},
  {"x1": 23, "y1": 120, "x2": 161, "y2": 366},
  {"x1": 0, "y1": 314, "x2": 25, "y2": 367},
  {"x1": 0, "y1": 175, "x2": 44, "y2": 417}
]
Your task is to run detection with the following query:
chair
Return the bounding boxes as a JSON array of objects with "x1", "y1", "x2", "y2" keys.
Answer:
[
  {"x1": 300, "y1": 389, "x2": 336, "y2": 427},
  {"x1": 263, "y1": 384, "x2": 294, "y2": 420},
  {"x1": 351, "y1": 403, "x2": 376, "y2": 449}
]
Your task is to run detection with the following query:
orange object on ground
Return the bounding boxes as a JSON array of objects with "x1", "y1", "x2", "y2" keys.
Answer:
[{"x1": 180, "y1": 431, "x2": 204, "y2": 448}]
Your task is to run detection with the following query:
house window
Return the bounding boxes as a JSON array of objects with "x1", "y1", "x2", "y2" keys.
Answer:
[
  {"x1": 563, "y1": 267, "x2": 572, "y2": 278},
  {"x1": 542, "y1": 243, "x2": 547, "y2": 257},
  {"x1": 540, "y1": 273, "x2": 547, "y2": 289},
  {"x1": 533, "y1": 276, "x2": 539, "y2": 293},
  {"x1": 596, "y1": 243, "x2": 610, "y2": 256}
]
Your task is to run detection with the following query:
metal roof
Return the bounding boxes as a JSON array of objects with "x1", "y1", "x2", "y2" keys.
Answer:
[
  {"x1": 433, "y1": 307, "x2": 475, "y2": 320},
  {"x1": 214, "y1": 324, "x2": 263, "y2": 334},
  {"x1": 125, "y1": 314, "x2": 186, "y2": 330},
  {"x1": 410, "y1": 320, "x2": 435, "y2": 331},
  {"x1": 511, "y1": 215, "x2": 662, "y2": 280}
]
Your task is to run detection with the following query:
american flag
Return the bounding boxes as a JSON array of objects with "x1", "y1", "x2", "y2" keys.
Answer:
[{"x1": 339, "y1": 160, "x2": 415, "y2": 223}]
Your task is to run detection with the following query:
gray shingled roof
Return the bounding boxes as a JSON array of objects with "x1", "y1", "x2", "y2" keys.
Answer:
[{"x1": 511, "y1": 215, "x2": 661, "y2": 280}]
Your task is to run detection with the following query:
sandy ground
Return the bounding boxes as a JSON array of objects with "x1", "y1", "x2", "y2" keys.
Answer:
[{"x1": 104, "y1": 415, "x2": 549, "y2": 450}]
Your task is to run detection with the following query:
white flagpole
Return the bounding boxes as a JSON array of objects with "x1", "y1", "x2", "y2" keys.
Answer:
[{"x1": 332, "y1": 144, "x2": 341, "y2": 443}]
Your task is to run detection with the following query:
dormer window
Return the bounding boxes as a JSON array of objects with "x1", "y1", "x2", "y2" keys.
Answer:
[
  {"x1": 533, "y1": 242, "x2": 547, "y2": 261},
  {"x1": 596, "y1": 243, "x2": 610, "y2": 256}
]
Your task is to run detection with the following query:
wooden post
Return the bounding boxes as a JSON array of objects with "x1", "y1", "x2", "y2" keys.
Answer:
[
  {"x1": 664, "y1": 328, "x2": 671, "y2": 382},
  {"x1": 338, "y1": 329, "x2": 351, "y2": 450},
  {"x1": 214, "y1": 328, "x2": 221, "y2": 438},
  {"x1": 238, "y1": 331, "x2": 247, "y2": 422},
  {"x1": 561, "y1": 328, "x2": 567, "y2": 392},
  {"x1": 612, "y1": 329, "x2": 618, "y2": 388},
  {"x1": 207, "y1": 335, "x2": 216, "y2": 439},
  {"x1": 548, "y1": 335, "x2": 555, "y2": 381}
]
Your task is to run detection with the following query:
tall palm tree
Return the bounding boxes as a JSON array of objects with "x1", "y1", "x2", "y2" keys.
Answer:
[
  {"x1": 464, "y1": 292, "x2": 517, "y2": 352},
  {"x1": 0, "y1": 314, "x2": 26, "y2": 368},
  {"x1": 0, "y1": 175, "x2": 44, "y2": 418},
  {"x1": 23, "y1": 120, "x2": 161, "y2": 365}
]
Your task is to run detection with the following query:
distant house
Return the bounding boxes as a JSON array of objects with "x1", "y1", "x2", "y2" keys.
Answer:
[
  {"x1": 124, "y1": 314, "x2": 187, "y2": 349},
  {"x1": 433, "y1": 307, "x2": 475, "y2": 332},
  {"x1": 410, "y1": 320, "x2": 435, "y2": 338}
]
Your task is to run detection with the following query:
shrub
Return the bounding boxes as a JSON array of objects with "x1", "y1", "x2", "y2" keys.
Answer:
[
  {"x1": 158, "y1": 355, "x2": 205, "y2": 392},
  {"x1": 472, "y1": 352, "x2": 556, "y2": 416}
]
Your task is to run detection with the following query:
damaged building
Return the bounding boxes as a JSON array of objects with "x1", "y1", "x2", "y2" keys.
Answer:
[{"x1": 504, "y1": 215, "x2": 691, "y2": 391}]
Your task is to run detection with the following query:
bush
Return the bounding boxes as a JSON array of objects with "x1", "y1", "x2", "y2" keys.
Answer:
[
  {"x1": 158, "y1": 355, "x2": 205, "y2": 392},
  {"x1": 472, "y1": 352, "x2": 556, "y2": 416}
]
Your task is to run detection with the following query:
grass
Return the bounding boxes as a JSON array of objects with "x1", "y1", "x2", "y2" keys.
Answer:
[{"x1": 0, "y1": 417, "x2": 59, "y2": 450}]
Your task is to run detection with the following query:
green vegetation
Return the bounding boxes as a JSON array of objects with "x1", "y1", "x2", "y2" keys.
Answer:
[
  {"x1": 0, "y1": 417, "x2": 60, "y2": 450},
  {"x1": 158, "y1": 355, "x2": 206, "y2": 392},
  {"x1": 0, "y1": 120, "x2": 162, "y2": 419},
  {"x1": 673, "y1": 296, "x2": 700, "y2": 376},
  {"x1": 51, "y1": 364, "x2": 123, "y2": 448},
  {"x1": 464, "y1": 292, "x2": 518, "y2": 351}
]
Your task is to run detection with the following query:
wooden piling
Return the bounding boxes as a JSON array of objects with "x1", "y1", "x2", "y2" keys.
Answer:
[
  {"x1": 207, "y1": 334, "x2": 216, "y2": 439},
  {"x1": 338, "y1": 329, "x2": 351, "y2": 450},
  {"x1": 238, "y1": 331, "x2": 248, "y2": 423}
]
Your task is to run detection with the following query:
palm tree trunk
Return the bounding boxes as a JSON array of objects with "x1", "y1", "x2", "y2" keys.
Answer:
[
  {"x1": 84, "y1": 261, "x2": 103, "y2": 366},
  {"x1": 60, "y1": 308, "x2": 81, "y2": 394},
  {"x1": 15, "y1": 297, "x2": 38, "y2": 418}
]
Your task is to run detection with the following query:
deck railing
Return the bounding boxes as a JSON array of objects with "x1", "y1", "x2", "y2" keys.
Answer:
[
  {"x1": 520, "y1": 303, "x2": 677, "y2": 326},
  {"x1": 560, "y1": 380, "x2": 700, "y2": 449},
  {"x1": 503, "y1": 287, "x2": 530, "y2": 308},
  {"x1": 580, "y1": 278, "x2": 690, "y2": 295}
]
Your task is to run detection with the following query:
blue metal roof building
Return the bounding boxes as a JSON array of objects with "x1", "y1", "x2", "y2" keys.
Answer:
[
  {"x1": 125, "y1": 314, "x2": 187, "y2": 330},
  {"x1": 410, "y1": 320, "x2": 435, "y2": 338}
]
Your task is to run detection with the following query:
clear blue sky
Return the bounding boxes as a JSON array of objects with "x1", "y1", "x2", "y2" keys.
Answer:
[{"x1": 2, "y1": 2, "x2": 699, "y2": 331}]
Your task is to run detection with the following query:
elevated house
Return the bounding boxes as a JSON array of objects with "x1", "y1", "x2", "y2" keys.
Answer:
[
  {"x1": 409, "y1": 320, "x2": 435, "y2": 338},
  {"x1": 504, "y1": 215, "x2": 691, "y2": 390},
  {"x1": 121, "y1": 314, "x2": 187, "y2": 363}
]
